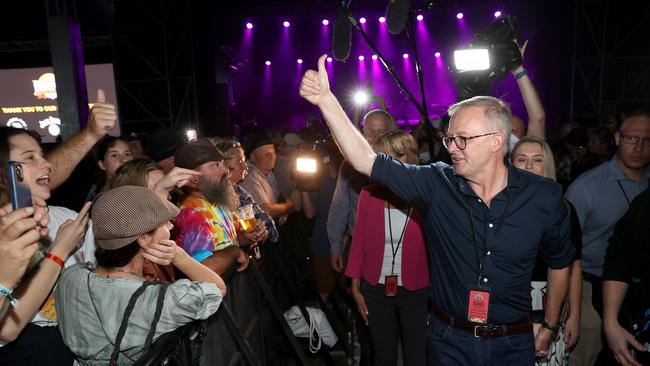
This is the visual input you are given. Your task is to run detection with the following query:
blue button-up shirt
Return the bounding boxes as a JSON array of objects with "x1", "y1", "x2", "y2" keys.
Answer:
[
  {"x1": 565, "y1": 156, "x2": 649, "y2": 277},
  {"x1": 371, "y1": 154, "x2": 574, "y2": 324}
]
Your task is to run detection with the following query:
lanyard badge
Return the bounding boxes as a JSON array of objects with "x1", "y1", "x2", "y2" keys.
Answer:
[{"x1": 467, "y1": 285, "x2": 491, "y2": 324}]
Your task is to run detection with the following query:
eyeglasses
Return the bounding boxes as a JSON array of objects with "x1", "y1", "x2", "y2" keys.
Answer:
[
  {"x1": 620, "y1": 133, "x2": 650, "y2": 147},
  {"x1": 442, "y1": 132, "x2": 498, "y2": 150}
]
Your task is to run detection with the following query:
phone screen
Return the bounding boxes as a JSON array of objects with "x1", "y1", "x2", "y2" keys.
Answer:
[{"x1": 7, "y1": 161, "x2": 33, "y2": 210}]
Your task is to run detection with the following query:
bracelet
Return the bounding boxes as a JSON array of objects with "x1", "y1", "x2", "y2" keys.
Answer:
[
  {"x1": 514, "y1": 69, "x2": 529, "y2": 80},
  {"x1": 0, "y1": 285, "x2": 18, "y2": 307},
  {"x1": 45, "y1": 253, "x2": 65, "y2": 269},
  {"x1": 541, "y1": 318, "x2": 560, "y2": 332}
]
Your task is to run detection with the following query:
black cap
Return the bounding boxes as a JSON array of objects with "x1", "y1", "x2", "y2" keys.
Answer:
[
  {"x1": 244, "y1": 133, "x2": 274, "y2": 156},
  {"x1": 174, "y1": 139, "x2": 231, "y2": 170},
  {"x1": 143, "y1": 129, "x2": 186, "y2": 162}
]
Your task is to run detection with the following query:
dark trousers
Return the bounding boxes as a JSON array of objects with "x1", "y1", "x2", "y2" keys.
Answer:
[
  {"x1": 0, "y1": 324, "x2": 74, "y2": 366},
  {"x1": 361, "y1": 280, "x2": 428, "y2": 366},
  {"x1": 426, "y1": 315, "x2": 535, "y2": 366}
]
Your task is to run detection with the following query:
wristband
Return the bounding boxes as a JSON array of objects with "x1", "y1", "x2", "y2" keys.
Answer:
[
  {"x1": 0, "y1": 285, "x2": 18, "y2": 307},
  {"x1": 45, "y1": 253, "x2": 65, "y2": 269},
  {"x1": 541, "y1": 318, "x2": 560, "y2": 332},
  {"x1": 514, "y1": 69, "x2": 529, "y2": 80}
]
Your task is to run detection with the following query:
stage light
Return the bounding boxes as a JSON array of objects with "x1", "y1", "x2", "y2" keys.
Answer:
[
  {"x1": 371, "y1": 54, "x2": 378, "y2": 60},
  {"x1": 353, "y1": 90, "x2": 370, "y2": 106},
  {"x1": 322, "y1": 19, "x2": 329, "y2": 26},
  {"x1": 453, "y1": 49, "x2": 490, "y2": 71},
  {"x1": 379, "y1": 16, "x2": 386, "y2": 23},
  {"x1": 246, "y1": 22, "x2": 253, "y2": 29},
  {"x1": 297, "y1": 58, "x2": 303, "y2": 64},
  {"x1": 186, "y1": 129, "x2": 197, "y2": 142},
  {"x1": 326, "y1": 57, "x2": 333, "y2": 63},
  {"x1": 494, "y1": 11, "x2": 502, "y2": 18},
  {"x1": 265, "y1": 60, "x2": 271, "y2": 66},
  {"x1": 402, "y1": 53, "x2": 409, "y2": 59},
  {"x1": 359, "y1": 17, "x2": 367, "y2": 24},
  {"x1": 434, "y1": 51, "x2": 441, "y2": 58},
  {"x1": 456, "y1": 12, "x2": 464, "y2": 20},
  {"x1": 416, "y1": 14, "x2": 424, "y2": 21},
  {"x1": 358, "y1": 55, "x2": 365, "y2": 61},
  {"x1": 283, "y1": 21, "x2": 290, "y2": 28}
]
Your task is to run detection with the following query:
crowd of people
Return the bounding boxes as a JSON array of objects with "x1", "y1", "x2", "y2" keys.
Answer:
[{"x1": 0, "y1": 39, "x2": 649, "y2": 366}]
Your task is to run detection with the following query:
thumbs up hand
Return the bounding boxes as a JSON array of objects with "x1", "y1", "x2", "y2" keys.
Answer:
[
  {"x1": 299, "y1": 54, "x2": 331, "y2": 107},
  {"x1": 87, "y1": 88, "x2": 117, "y2": 139}
]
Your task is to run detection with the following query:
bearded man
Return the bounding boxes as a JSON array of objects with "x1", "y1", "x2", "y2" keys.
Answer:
[{"x1": 173, "y1": 139, "x2": 266, "y2": 275}]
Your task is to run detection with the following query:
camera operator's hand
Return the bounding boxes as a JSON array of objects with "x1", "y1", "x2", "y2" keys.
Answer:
[{"x1": 299, "y1": 54, "x2": 331, "y2": 107}]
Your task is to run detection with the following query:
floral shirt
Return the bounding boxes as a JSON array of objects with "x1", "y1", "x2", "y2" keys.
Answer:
[{"x1": 174, "y1": 195, "x2": 238, "y2": 263}]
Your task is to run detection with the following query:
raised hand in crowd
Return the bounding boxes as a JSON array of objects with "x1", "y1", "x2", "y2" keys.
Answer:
[
  {"x1": 153, "y1": 167, "x2": 201, "y2": 200},
  {"x1": 49, "y1": 202, "x2": 91, "y2": 261},
  {"x1": 48, "y1": 88, "x2": 118, "y2": 189}
]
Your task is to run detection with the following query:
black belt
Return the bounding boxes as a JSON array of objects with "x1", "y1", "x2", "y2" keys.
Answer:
[{"x1": 430, "y1": 306, "x2": 532, "y2": 338}]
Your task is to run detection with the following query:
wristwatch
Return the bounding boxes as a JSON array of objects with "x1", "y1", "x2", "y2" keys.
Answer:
[{"x1": 541, "y1": 318, "x2": 560, "y2": 332}]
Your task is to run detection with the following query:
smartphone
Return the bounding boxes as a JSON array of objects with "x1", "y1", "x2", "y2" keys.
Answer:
[{"x1": 7, "y1": 161, "x2": 32, "y2": 210}]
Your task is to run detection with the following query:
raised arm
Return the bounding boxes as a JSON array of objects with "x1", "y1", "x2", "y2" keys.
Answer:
[
  {"x1": 510, "y1": 40, "x2": 545, "y2": 139},
  {"x1": 47, "y1": 89, "x2": 117, "y2": 189},
  {"x1": 299, "y1": 55, "x2": 375, "y2": 176}
]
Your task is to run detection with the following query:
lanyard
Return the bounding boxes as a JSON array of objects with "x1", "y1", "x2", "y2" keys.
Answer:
[
  {"x1": 617, "y1": 180, "x2": 631, "y2": 206},
  {"x1": 466, "y1": 193, "x2": 512, "y2": 286},
  {"x1": 387, "y1": 203, "x2": 412, "y2": 275}
]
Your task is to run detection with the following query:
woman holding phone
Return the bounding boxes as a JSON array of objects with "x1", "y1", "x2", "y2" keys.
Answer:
[{"x1": 0, "y1": 127, "x2": 92, "y2": 366}]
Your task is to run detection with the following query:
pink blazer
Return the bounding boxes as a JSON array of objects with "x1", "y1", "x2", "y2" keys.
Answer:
[{"x1": 345, "y1": 185, "x2": 430, "y2": 291}]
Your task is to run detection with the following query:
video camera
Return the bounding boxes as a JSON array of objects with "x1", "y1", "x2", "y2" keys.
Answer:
[
  {"x1": 453, "y1": 15, "x2": 521, "y2": 100},
  {"x1": 293, "y1": 136, "x2": 339, "y2": 192}
]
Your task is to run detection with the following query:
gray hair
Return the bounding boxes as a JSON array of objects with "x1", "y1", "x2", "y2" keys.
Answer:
[
  {"x1": 362, "y1": 109, "x2": 396, "y2": 130},
  {"x1": 448, "y1": 96, "x2": 512, "y2": 155}
]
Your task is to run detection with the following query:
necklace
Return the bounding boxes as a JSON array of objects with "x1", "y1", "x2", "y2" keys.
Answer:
[{"x1": 105, "y1": 267, "x2": 145, "y2": 280}]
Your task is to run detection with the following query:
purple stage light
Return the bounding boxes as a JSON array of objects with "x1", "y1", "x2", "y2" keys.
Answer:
[
  {"x1": 494, "y1": 11, "x2": 502, "y2": 18},
  {"x1": 379, "y1": 16, "x2": 386, "y2": 23},
  {"x1": 326, "y1": 57, "x2": 333, "y2": 63},
  {"x1": 322, "y1": 19, "x2": 329, "y2": 26},
  {"x1": 297, "y1": 58, "x2": 303, "y2": 64},
  {"x1": 371, "y1": 54, "x2": 378, "y2": 60},
  {"x1": 416, "y1": 14, "x2": 424, "y2": 21},
  {"x1": 358, "y1": 55, "x2": 365, "y2": 61},
  {"x1": 402, "y1": 53, "x2": 409, "y2": 59},
  {"x1": 359, "y1": 17, "x2": 367, "y2": 24},
  {"x1": 246, "y1": 22, "x2": 253, "y2": 29},
  {"x1": 456, "y1": 12, "x2": 464, "y2": 20},
  {"x1": 265, "y1": 60, "x2": 271, "y2": 66},
  {"x1": 283, "y1": 21, "x2": 290, "y2": 28},
  {"x1": 434, "y1": 51, "x2": 441, "y2": 58}
]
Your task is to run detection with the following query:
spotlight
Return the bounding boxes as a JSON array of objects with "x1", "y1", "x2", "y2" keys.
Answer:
[
  {"x1": 371, "y1": 54, "x2": 378, "y2": 60},
  {"x1": 416, "y1": 14, "x2": 424, "y2": 21},
  {"x1": 245, "y1": 22, "x2": 253, "y2": 29},
  {"x1": 358, "y1": 55, "x2": 365, "y2": 61},
  {"x1": 353, "y1": 90, "x2": 370, "y2": 106},
  {"x1": 297, "y1": 58, "x2": 303, "y2": 64},
  {"x1": 456, "y1": 12, "x2": 464, "y2": 20},
  {"x1": 296, "y1": 157, "x2": 317, "y2": 173},
  {"x1": 326, "y1": 57, "x2": 333, "y2": 63},
  {"x1": 379, "y1": 16, "x2": 386, "y2": 23},
  {"x1": 453, "y1": 49, "x2": 490, "y2": 71},
  {"x1": 265, "y1": 60, "x2": 271, "y2": 66},
  {"x1": 283, "y1": 21, "x2": 290, "y2": 28},
  {"x1": 494, "y1": 11, "x2": 502, "y2": 18},
  {"x1": 322, "y1": 19, "x2": 329, "y2": 25},
  {"x1": 186, "y1": 129, "x2": 197, "y2": 142},
  {"x1": 402, "y1": 53, "x2": 409, "y2": 59},
  {"x1": 434, "y1": 51, "x2": 441, "y2": 58},
  {"x1": 359, "y1": 17, "x2": 367, "y2": 24}
]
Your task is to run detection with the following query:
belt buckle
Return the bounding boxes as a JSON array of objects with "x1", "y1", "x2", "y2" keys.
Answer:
[{"x1": 473, "y1": 325, "x2": 481, "y2": 338}]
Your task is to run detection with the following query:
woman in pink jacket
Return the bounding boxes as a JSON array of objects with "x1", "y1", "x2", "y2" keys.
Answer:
[{"x1": 346, "y1": 130, "x2": 430, "y2": 366}]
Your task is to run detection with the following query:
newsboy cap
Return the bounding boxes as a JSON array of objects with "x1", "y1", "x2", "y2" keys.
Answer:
[{"x1": 92, "y1": 185, "x2": 179, "y2": 250}]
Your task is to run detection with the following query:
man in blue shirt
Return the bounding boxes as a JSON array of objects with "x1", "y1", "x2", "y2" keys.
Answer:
[
  {"x1": 565, "y1": 109, "x2": 650, "y2": 366},
  {"x1": 299, "y1": 55, "x2": 574, "y2": 365}
]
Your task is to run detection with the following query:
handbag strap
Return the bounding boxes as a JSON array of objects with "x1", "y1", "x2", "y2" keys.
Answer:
[{"x1": 143, "y1": 283, "x2": 168, "y2": 349}]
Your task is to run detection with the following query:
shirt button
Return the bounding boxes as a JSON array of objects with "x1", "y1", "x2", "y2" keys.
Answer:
[
  {"x1": 488, "y1": 223, "x2": 494, "y2": 228},
  {"x1": 486, "y1": 250, "x2": 491, "y2": 256},
  {"x1": 483, "y1": 278, "x2": 488, "y2": 283},
  {"x1": 477, "y1": 199, "x2": 482, "y2": 203}
]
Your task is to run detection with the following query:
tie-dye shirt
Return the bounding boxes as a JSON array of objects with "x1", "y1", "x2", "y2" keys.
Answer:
[{"x1": 174, "y1": 195, "x2": 238, "y2": 263}]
